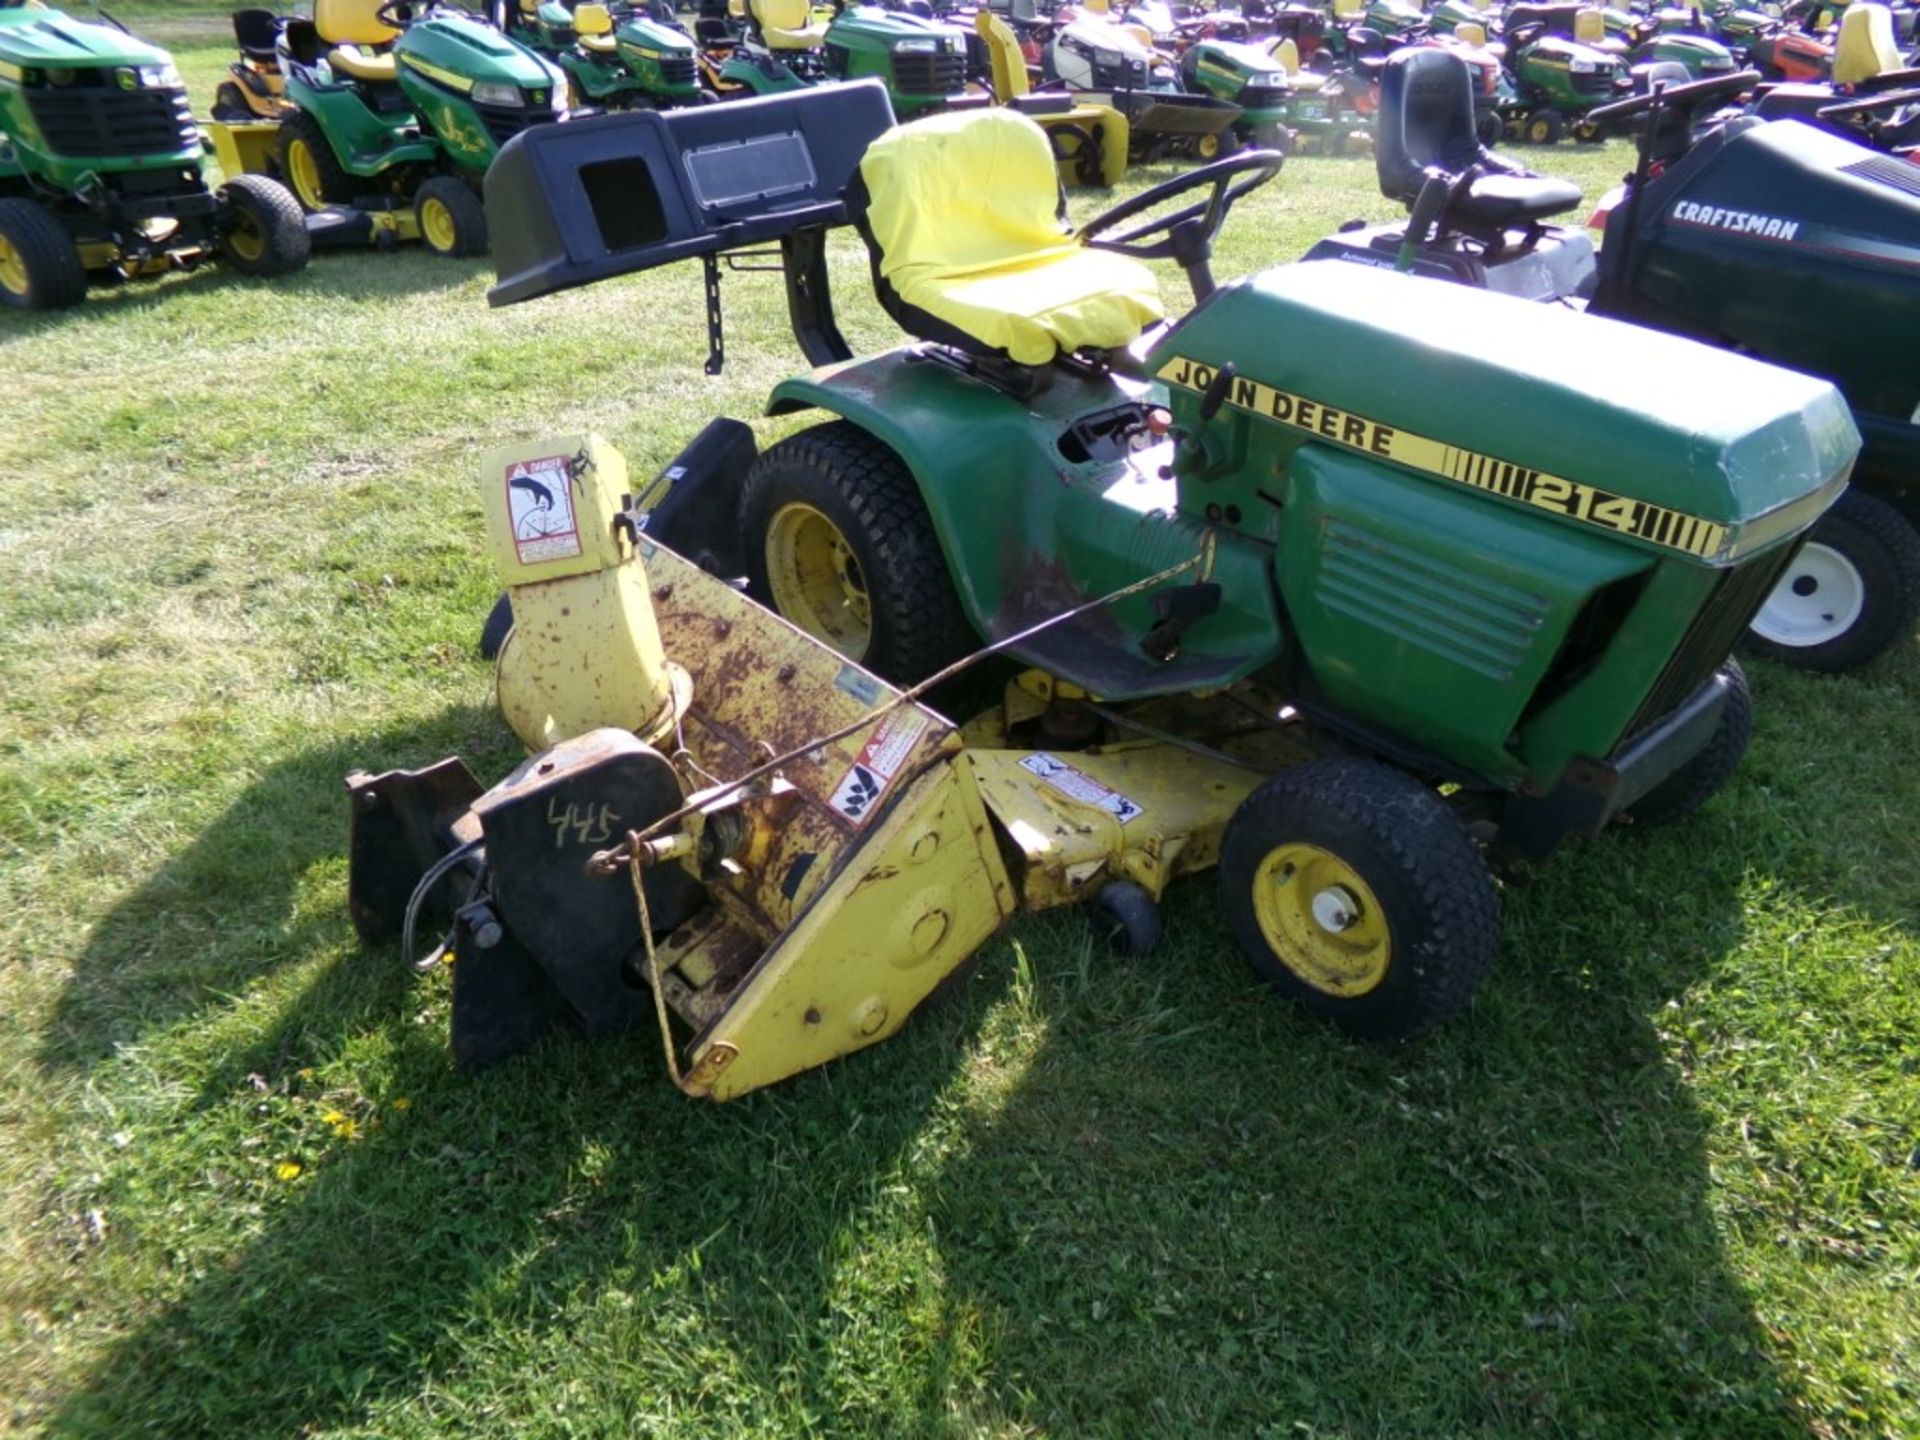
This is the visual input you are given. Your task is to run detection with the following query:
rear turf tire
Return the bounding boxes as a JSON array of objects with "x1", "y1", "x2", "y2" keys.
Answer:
[
  {"x1": 1220, "y1": 758, "x2": 1501, "y2": 1043},
  {"x1": 0, "y1": 198, "x2": 86, "y2": 311},
  {"x1": 217, "y1": 174, "x2": 311, "y2": 277},
  {"x1": 1623, "y1": 659, "x2": 1751, "y2": 829},
  {"x1": 415, "y1": 176, "x2": 489, "y2": 258},
  {"x1": 739, "y1": 421, "x2": 974, "y2": 684},
  {"x1": 1743, "y1": 489, "x2": 1920, "y2": 673},
  {"x1": 279, "y1": 110, "x2": 354, "y2": 211}
]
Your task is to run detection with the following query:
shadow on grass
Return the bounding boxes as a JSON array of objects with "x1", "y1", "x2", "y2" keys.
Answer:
[
  {"x1": 34, "y1": 705, "x2": 516, "y2": 1075},
  {"x1": 37, "y1": 711, "x2": 1846, "y2": 1437},
  {"x1": 0, "y1": 246, "x2": 484, "y2": 343}
]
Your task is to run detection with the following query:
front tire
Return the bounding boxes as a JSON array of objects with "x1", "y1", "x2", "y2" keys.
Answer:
[
  {"x1": 1219, "y1": 759, "x2": 1501, "y2": 1042},
  {"x1": 0, "y1": 198, "x2": 87, "y2": 311},
  {"x1": 1743, "y1": 488, "x2": 1920, "y2": 673},
  {"x1": 217, "y1": 174, "x2": 311, "y2": 277},
  {"x1": 739, "y1": 421, "x2": 973, "y2": 684},
  {"x1": 414, "y1": 176, "x2": 489, "y2": 258},
  {"x1": 1525, "y1": 108, "x2": 1567, "y2": 144}
]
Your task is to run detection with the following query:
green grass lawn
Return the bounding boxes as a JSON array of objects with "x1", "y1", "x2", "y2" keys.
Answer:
[{"x1": 2, "y1": 8, "x2": 1918, "y2": 1438}]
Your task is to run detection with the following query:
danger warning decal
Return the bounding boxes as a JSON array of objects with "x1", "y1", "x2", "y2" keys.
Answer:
[
  {"x1": 506, "y1": 453, "x2": 583, "y2": 565},
  {"x1": 1019, "y1": 752, "x2": 1144, "y2": 825},
  {"x1": 1157, "y1": 356, "x2": 1729, "y2": 560},
  {"x1": 827, "y1": 708, "x2": 931, "y2": 827}
]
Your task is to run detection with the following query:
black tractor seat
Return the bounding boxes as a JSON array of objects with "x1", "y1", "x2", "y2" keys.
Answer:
[{"x1": 1376, "y1": 48, "x2": 1582, "y2": 234}]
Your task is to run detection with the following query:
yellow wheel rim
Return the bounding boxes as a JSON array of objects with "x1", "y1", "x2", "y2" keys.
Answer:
[
  {"x1": 287, "y1": 137, "x2": 326, "y2": 210},
  {"x1": 0, "y1": 234, "x2": 27, "y2": 296},
  {"x1": 420, "y1": 194, "x2": 458, "y2": 253},
  {"x1": 226, "y1": 209, "x2": 265, "y2": 262},
  {"x1": 1529, "y1": 116, "x2": 1551, "y2": 142},
  {"x1": 1197, "y1": 132, "x2": 1221, "y2": 158},
  {"x1": 765, "y1": 502, "x2": 873, "y2": 657},
  {"x1": 1249, "y1": 841, "x2": 1392, "y2": 997}
]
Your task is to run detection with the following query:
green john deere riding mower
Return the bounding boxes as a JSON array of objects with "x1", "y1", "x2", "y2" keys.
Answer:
[
  {"x1": 0, "y1": 4, "x2": 308, "y2": 309},
  {"x1": 496, "y1": 0, "x2": 704, "y2": 110},
  {"x1": 274, "y1": 0, "x2": 567, "y2": 256},
  {"x1": 358, "y1": 86, "x2": 1855, "y2": 1089},
  {"x1": 1501, "y1": 3, "x2": 1630, "y2": 142},
  {"x1": 1178, "y1": 38, "x2": 1299, "y2": 152},
  {"x1": 712, "y1": 0, "x2": 973, "y2": 117}
]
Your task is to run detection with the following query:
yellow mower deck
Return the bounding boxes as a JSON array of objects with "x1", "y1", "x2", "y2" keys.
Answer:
[{"x1": 351, "y1": 432, "x2": 1315, "y2": 1098}]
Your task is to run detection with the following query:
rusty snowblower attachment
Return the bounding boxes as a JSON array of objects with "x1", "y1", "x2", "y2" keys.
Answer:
[{"x1": 345, "y1": 432, "x2": 1263, "y2": 1098}]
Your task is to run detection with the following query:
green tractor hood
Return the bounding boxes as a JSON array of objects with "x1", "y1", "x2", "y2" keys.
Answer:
[
  {"x1": 0, "y1": 5, "x2": 171, "y2": 69},
  {"x1": 399, "y1": 14, "x2": 563, "y2": 93},
  {"x1": 1151, "y1": 264, "x2": 1857, "y2": 562},
  {"x1": 828, "y1": 5, "x2": 969, "y2": 47}
]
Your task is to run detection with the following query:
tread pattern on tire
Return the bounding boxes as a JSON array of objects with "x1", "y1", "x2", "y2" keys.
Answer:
[
  {"x1": 1221, "y1": 758, "x2": 1502, "y2": 1042},
  {"x1": 415, "y1": 176, "x2": 489, "y2": 258},
  {"x1": 0, "y1": 198, "x2": 87, "y2": 311},
  {"x1": 218, "y1": 173, "x2": 311, "y2": 276},
  {"x1": 740, "y1": 421, "x2": 974, "y2": 685},
  {"x1": 1625, "y1": 659, "x2": 1751, "y2": 828},
  {"x1": 280, "y1": 110, "x2": 354, "y2": 209}
]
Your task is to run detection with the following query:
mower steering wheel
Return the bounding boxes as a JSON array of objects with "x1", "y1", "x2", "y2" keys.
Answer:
[
  {"x1": 1587, "y1": 68, "x2": 1758, "y2": 126},
  {"x1": 1818, "y1": 84, "x2": 1920, "y2": 120},
  {"x1": 374, "y1": 1, "x2": 419, "y2": 27},
  {"x1": 1080, "y1": 150, "x2": 1285, "y2": 302}
]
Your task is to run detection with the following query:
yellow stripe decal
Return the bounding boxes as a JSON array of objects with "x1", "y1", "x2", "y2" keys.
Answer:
[
  {"x1": 1157, "y1": 355, "x2": 1727, "y2": 559},
  {"x1": 399, "y1": 54, "x2": 475, "y2": 93},
  {"x1": 0, "y1": 60, "x2": 23, "y2": 81}
]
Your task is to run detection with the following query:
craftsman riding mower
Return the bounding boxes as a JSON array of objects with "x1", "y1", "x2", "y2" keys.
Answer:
[
  {"x1": 273, "y1": 0, "x2": 567, "y2": 256},
  {"x1": 495, "y1": 0, "x2": 705, "y2": 110},
  {"x1": 0, "y1": 5, "x2": 308, "y2": 309},
  {"x1": 212, "y1": 7, "x2": 303, "y2": 120},
  {"x1": 1304, "y1": 50, "x2": 1919, "y2": 671},
  {"x1": 348, "y1": 83, "x2": 1852, "y2": 1095}
]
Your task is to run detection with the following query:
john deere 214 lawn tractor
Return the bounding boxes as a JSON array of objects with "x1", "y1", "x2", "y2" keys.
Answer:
[
  {"x1": 349, "y1": 87, "x2": 1855, "y2": 1097},
  {"x1": 0, "y1": 4, "x2": 308, "y2": 309}
]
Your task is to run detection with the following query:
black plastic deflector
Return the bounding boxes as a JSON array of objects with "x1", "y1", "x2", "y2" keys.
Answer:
[{"x1": 485, "y1": 81, "x2": 897, "y2": 307}]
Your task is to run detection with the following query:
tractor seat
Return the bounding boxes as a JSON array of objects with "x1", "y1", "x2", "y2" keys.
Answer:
[
  {"x1": 1376, "y1": 48, "x2": 1582, "y2": 226},
  {"x1": 575, "y1": 2, "x2": 619, "y2": 50},
  {"x1": 1833, "y1": 2, "x2": 1900, "y2": 86},
  {"x1": 848, "y1": 109, "x2": 1164, "y2": 367},
  {"x1": 315, "y1": 0, "x2": 400, "y2": 81},
  {"x1": 751, "y1": 0, "x2": 828, "y2": 49},
  {"x1": 329, "y1": 44, "x2": 399, "y2": 81}
]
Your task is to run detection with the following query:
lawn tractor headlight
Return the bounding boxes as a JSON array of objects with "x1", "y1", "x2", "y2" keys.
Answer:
[
  {"x1": 894, "y1": 37, "x2": 937, "y2": 52},
  {"x1": 134, "y1": 63, "x2": 182, "y2": 89},
  {"x1": 470, "y1": 80, "x2": 523, "y2": 106},
  {"x1": 1569, "y1": 56, "x2": 1602, "y2": 72},
  {"x1": 1701, "y1": 54, "x2": 1734, "y2": 69}
]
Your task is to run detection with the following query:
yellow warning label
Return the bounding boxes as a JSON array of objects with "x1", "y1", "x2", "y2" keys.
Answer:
[{"x1": 1157, "y1": 355, "x2": 1728, "y2": 560}]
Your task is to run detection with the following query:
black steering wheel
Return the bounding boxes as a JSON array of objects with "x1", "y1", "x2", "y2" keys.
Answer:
[
  {"x1": 1080, "y1": 149, "x2": 1285, "y2": 301},
  {"x1": 376, "y1": 0, "x2": 481, "y2": 25},
  {"x1": 1819, "y1": 85, "x2": 1920, "y2": 120},
  {"x1": 1587, "y1": 67, "x2": 1757, "y2": 126}
]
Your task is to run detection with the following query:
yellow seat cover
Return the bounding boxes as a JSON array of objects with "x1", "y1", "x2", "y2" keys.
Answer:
[
  {"x1": 329, "y1": 43, "x2": 398, "y2": 82},
  {"x1": 858, "y1": 110, "x2": 1163, "y2": 365},
  {"x1": 1834, "y1": 2, "x2": 1899, "y2": 85},
  {"x1": 316, "y1": 0, "x2": 399, "y2": 46},
  {"x1": 752, "y1": 0, "x2": 828, "y2": 49}
]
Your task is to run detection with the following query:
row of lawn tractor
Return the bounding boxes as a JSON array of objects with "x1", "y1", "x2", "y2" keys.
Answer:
[{"x1": 1001, "y1": 0, "x2": 1918, "y2": 149}]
